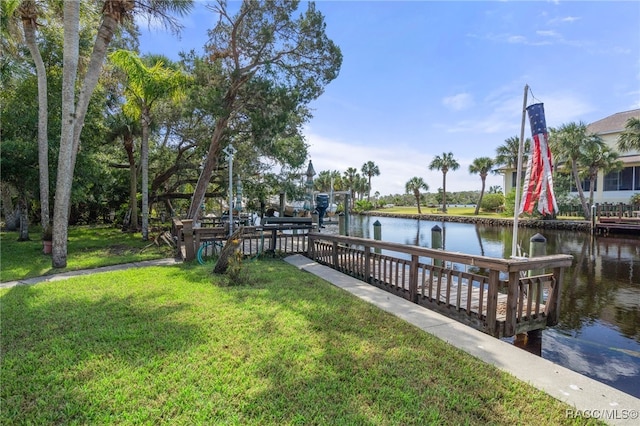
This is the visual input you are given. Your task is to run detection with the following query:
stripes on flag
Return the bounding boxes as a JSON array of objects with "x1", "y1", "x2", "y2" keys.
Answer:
[{"x1": 519, "y1": 103, "x2": 558, "y2": 216}]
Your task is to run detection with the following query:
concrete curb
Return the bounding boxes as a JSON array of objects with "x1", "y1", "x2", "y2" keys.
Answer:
[{"x1": 284, "y1": 254, "x2": 640, "y2": 425}]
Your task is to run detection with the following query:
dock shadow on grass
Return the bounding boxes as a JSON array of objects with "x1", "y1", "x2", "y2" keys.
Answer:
[{"x1": 1, "y1": 281, "x2": 204, "y2": 424}]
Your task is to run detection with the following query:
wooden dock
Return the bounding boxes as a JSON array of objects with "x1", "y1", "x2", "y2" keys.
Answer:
[
  {"x1": 309, "y1": 233, "x2": 572, "y2": 338},
  {"x1": 594, "y1": 217, "x2": 640, "y2": 235},
  {"x1": 171, "y1": 218, "x2": 573, "y2": 339}
]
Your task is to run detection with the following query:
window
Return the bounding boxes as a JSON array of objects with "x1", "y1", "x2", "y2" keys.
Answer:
[
  {"x1": 604, "y1": 166, "x2": 639, "y2": 191},
  {"x1": 571, "y1": 178, "x2": 596, "y2": 192},
  {"x1": 511, "y1": 171, "x2": 525, "y2": 189}
]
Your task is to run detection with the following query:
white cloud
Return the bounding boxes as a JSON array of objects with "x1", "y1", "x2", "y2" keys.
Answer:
[
  {"x1": 304, "y1": 130, "x2": 504, "y2": 196},
  {"x1": 536, "y1": 30, "x2": 559, "y2": 37},
  {"x1": 442, "y1": 93, "x2": 475, "y2": 111}
]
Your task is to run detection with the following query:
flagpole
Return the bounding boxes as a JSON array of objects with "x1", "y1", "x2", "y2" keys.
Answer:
[{"x1": 511, "y1": 84, "x2": 528, "y2": 258}]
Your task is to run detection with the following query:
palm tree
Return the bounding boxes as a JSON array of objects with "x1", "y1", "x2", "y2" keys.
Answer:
[
  {"x1": 579, "y1": 140, "x2": 623, "y2": 207},
  {"x1": 109, "y1": 50, "x2": 190, "y2": 240},
  {"x1": 361, "y1": 161, "x2": 380, "y2": 202},
  {"x1": 405, "y1": 177, "x2": 429, "y2": 214},
  {"x1": 53, "y1": 0, "x2": 192, "y2": 267},
  {"x1": 428, "y1": 152, "x2": 459, "y2": 213},
  {"x1": 106, "y1": 113, "x2": 142, "y2": 232},
  {"x1": 549, "y1": 122, "x2": 592, "y2": 219},
  {"x1": 343, "y1": 167, "x2": 358, "y2": 210},
  {"x1": 20, "y1": 1, "x2": 51, "y2": 233},
  {"x1": 495, "y1": 136, "x2": 530, "y2": 191},
  {"x1": 618, "y1": 117, "x2": 640, "y2": 152},
  {"x1": 2, "y1": 0, "x2": 51, "y2": 232},
  {"x1": 314, "y1": 170, "x2": 341, "y2": 192},
  {"x1": 495, "y1": 136, "x2": 530, "y2": 169},
  {"x1": 469, "y1": 157, "x2": 495, "y2": 215}
]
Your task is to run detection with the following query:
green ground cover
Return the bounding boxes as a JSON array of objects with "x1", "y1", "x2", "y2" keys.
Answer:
[
  {"x1": 372, "y1": 206, "x2": 580, "y2": 220},
  {"x1": 0, "y1": 260, "x2": 599, "y2": 425},
  {"x1": 0, "y1": 226, "x2": 172, "y2": 282}
]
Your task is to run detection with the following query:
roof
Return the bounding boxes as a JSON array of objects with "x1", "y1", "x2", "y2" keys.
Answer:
[{"x1": 587, "y1": 109, "x2": 640, "y2": 135}]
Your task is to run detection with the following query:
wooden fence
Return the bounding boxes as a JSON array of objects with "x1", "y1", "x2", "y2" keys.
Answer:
[
  {"x1": 307, "y1": 233, "x2": 573, "y2": 338},
  {"x1": 172, "y1": 218, "x2": 313, "y2": 261}
]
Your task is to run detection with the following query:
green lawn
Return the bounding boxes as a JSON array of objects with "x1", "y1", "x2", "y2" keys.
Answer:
[
  {"x1": 0, "y1": 226, "x2": 173, "y2": 282},
  {"x1": 0, "y1": 260, "x2": 600, "y2": 425},
  {"x1": 372, "y1": 206, "x2": 583, "y2": 221}
]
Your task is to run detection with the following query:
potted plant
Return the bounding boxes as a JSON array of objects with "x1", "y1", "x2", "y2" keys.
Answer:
[{"x1": 42, "y1": 225, "x2": 53, "y2": 254}]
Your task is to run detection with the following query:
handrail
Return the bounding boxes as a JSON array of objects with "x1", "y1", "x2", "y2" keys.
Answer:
[{"x1": 307, "y1": 232, "x2": 573, "y2": 338}]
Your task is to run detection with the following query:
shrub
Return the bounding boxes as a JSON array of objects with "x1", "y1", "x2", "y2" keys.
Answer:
[
  {"x1": 353, "y1": 199, "x2": 374, "y2": 213},
  {"x1": 481, "y1": 193, "x2": 505, "y2": 213}
]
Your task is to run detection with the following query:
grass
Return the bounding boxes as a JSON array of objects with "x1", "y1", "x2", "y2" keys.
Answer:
[
  {"x1": 0, "y1": 226, "x2": 173, "y2": 282},
  {"x1": 374, "y1": 206, "x2": 497, "y2": 217},
  {"x1": 1, "y1": 225, "x2": 599, "y2": 424},
  {"x1": 0, "y1": 260, "x2": 601, "y2": 425},
  {"x1": 372, "y1": 206, "x2": 584, "y2": 221}
]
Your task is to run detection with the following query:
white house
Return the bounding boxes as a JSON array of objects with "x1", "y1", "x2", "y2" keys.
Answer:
[
  {"x1": 583, "y1": 109, "x2": 639, "y2": 204},
  {"x1": 502, "y1": 109, "x2": 640, "y2": 205}
]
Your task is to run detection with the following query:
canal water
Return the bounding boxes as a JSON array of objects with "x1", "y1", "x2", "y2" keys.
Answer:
[{"x1": 334, "y1": 215, "x2": 640, "y2": 398}]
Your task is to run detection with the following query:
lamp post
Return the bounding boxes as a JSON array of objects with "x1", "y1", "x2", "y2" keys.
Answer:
[{"x1": 223, "y1": 144, "x2": 237, "y2": 236}]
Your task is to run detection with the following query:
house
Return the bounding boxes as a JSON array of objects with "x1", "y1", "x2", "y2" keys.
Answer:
[
  {"x1": 502, "y1": 109, "x2": 640, "y2": 205},
  {"x1": 582, "y1": 109, "x2": 639, "y2": 204}
]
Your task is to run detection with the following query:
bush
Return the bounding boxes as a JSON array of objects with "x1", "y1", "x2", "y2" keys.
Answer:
[
  {"x1": 353, "y1": 199, "x2": 374, "y2": 213},
  {"x1": 481, "y1": 193, "x2": 505, "y2": 213},
  {"x1": 630, "y1": 193, "x2": 640, "y2": 205}
]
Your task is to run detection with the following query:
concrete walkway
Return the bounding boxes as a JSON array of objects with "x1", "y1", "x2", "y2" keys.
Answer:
[
  {"x1": 2, "y1": 255, "x2": 638, "y2": 424},
  {"x1": 0, "y1": 258, "x2": 180, "y2": 289},
  {"x1": 284, "y1": 254, "x2": 640, "y2": 425}
]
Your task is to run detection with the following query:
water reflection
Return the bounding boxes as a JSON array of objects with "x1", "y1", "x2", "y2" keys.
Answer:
[{"x1": 345, "y1": 215, "x2": 640, "y2": 397}]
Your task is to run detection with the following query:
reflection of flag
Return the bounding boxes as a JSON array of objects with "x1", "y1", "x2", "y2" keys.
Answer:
[{"x1": 519, "y1": 103, "x2": 558, "y2": 215}]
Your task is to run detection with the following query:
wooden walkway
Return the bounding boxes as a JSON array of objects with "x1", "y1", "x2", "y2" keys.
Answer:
[
  {"x1": 309, "y1": 234, "x2": 571, "y2": 338},
  {"x1": 594, "y1": 217, "x2": 640, "y2": 235}
]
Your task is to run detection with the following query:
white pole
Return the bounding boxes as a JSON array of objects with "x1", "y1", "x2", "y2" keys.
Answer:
[{"x1": 512, "y1": 85, "x2": 528, "y2": 258}]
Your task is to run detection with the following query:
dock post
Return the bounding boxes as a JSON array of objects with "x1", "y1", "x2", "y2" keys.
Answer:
[
  {"x1": 338, "y1": 213, "x2": 345, "y2": 235},
  {"x1": 431, "y1": 225, "x2": 442, "y2": 267},
  {"x1": 279, "y1": 192, "x2": 285, "y2": 217},
  {"x1": 373, "y1": 220, "x2": 381, "y2": 254},
  {"x1": 182, "y1": 219, "x2": 195, "y2": 262}
]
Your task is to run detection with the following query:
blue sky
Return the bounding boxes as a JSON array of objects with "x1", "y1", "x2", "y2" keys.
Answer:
[{"x1": 139, "y1": 1, "x2": 640, "y2": 196}]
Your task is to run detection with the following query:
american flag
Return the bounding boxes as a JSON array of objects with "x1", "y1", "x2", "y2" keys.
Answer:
[{"x1": 519, "y1": 103, "x2": 558, "y2": 215}]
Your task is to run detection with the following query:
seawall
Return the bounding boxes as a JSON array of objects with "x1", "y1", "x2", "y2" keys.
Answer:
[{"x1": 360, "y1": 211, "x2": 592, "y2": 232}]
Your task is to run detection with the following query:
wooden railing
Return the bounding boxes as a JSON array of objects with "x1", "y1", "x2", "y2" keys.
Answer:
[
  {"x1": 171, "y1": 217, "x2": 314, "y2": 261},
  {"x1": 307, "y1": 233, "x2": 573, "y2": 338}
]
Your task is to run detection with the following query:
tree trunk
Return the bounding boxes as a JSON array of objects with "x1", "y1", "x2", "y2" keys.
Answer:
[
  {"x1": 52, "y1": 1, "x2": 80, "y2": 268},
  {"x1": 442, "y1": 171, "x2": 447, "y2": 213},
  {"x1": 52, "y1": 9, "x2": 119, "y2": 268},
  {"x1": 17, "y1": 196, "x2": 30, "y2": 241},
  {"x1": 414, "y1": 190, "x2": 422, "y2": 214},
  {"x1": 475, "y1": 176, "x2": 486, "y2": 216},
  {"x1": 571, "y1": 159, "x2": 590, "y2": 220},
  {"x1": 187, "y1": 115, "x2": 230, "y2": 221},
  {"x1": 213, "y1": 226, "x2": 243, "y2": 274},
  {"x1": 187, "y1": 76, "x2": 250, "y2": 221},
  {"x1": 22, "y1": 8, "x2": 50, "y2": 231},
  {"x1": 124, "y1": 134, "x2": 138, "y2": 231},
  {"x1": 141, "y1": 108, "x2": 151, "y2": 241}
]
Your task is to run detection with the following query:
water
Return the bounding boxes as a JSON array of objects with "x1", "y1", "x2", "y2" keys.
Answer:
[{"x1": 339, "y1": 215, "x2": 640, "y2": 398}]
